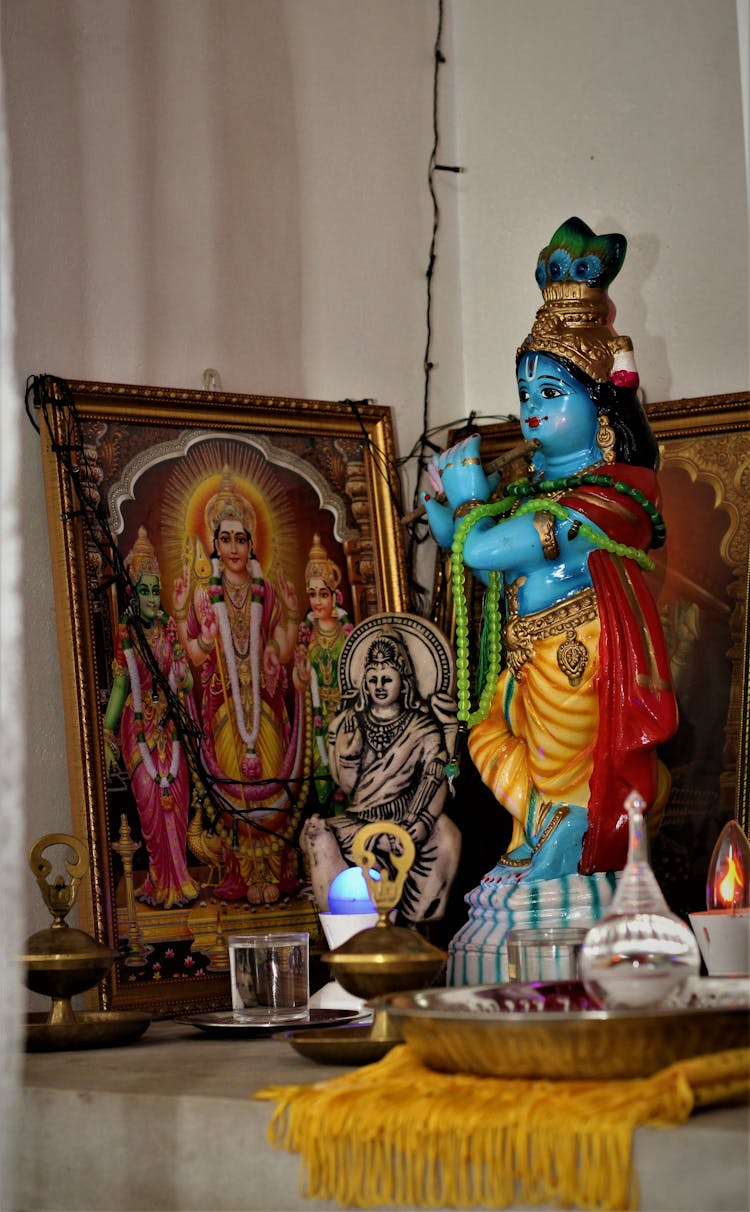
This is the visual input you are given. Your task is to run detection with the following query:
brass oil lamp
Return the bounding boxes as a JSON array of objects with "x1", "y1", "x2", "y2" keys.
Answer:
[
  {"x1": 22, "y1": 833, "x2": 150, "y2": 1050},
  {"x1": 320, "y1": 822, "x2": 446, "y2": 1050}
]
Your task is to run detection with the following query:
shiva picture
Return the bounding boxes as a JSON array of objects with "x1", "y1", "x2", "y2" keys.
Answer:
[{"x1": 301, "y1": 612, "x2": 461, "y2": 924}]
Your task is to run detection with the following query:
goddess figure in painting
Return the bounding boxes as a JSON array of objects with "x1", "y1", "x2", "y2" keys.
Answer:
[
  {"x1": 103, "y1": 526, "x2": 198, "y2": 910},
  {"x1": 424, "y1": 218, "x2": 678, "y2": 892},
  {"x1": 295, "y1": 534, "x2": 352, "y2": 813},
  {"x1": 301, "y1": 614, "x2": 461, "y2": 924},
  {"x1": 172, "y1": 467, "x2": 308, "y2": 905}
]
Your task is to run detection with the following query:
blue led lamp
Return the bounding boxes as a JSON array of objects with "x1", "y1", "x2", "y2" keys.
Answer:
[{"x1": 327, "y1": 866, "x2": 380, "y2": 915}]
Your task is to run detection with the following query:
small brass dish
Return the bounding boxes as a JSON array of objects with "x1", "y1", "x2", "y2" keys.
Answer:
[
  {"x1": 26, "y1": 1011, "x2": 151, "y2": 1052},
  {"x1": 276, "y1": 1022, "x2": 395, "y2": 1065}
]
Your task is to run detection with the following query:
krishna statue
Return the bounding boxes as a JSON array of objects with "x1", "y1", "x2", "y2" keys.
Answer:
[{"x1": 423, "y1": 218, "x2": 678, "y2": 984}]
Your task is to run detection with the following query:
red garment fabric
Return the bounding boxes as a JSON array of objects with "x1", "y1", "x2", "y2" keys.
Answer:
[{"x1": 561, "y1": 466, "x2": 678, "y2": 872}]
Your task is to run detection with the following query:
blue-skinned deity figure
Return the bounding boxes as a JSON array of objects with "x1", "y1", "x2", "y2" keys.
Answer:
[{"x1": 424, "y1": 217, "x2": 678, "y2": 884}]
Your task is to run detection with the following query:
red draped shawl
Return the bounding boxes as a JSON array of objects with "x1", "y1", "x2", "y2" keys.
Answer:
[{"x1": 560, "y1": 465, "x2": 678, "y2": 873}]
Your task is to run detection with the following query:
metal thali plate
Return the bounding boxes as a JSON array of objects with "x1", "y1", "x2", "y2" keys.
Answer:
[
  {"x1": 370, "y1": 978, "x2": 750, "y2": 1080},
  {"x1": 177, "y1": 1008, "x2": 361, "y2": 1037}
]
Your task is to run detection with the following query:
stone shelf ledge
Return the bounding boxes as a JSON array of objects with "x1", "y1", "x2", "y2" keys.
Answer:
[{"x1": 18, "y1": 1020, "x2": 750, "y2": 1211}]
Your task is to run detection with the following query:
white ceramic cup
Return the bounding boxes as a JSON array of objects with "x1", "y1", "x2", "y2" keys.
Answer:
[{"x1": 688, "y1": 909, "x2": 750, "y2": 976}]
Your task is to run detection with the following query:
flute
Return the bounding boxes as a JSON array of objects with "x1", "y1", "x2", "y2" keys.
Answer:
[{"x1": 401, "y1": 438, "x2": 540, "y2": 526}]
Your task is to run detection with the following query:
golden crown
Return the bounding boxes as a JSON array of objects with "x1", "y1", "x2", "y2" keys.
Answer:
[
  {"x1": 204, "y1": 466, "x2": 256, "y2": 537},
  {"x1": 124, "y1": 525, "x2": 160, "y2": 581},
  {"x1": 305, "y1": 533, "x2": 341, "y2": 592},
  {"x1": 518, "y1": 284, "x2": 637, "y2": 384}
]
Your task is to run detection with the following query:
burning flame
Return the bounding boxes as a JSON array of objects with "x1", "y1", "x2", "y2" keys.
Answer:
[
  {"x1": 716, "y1": 855, "x2": 744, "y2": 907},
  {"x1": 707, "y1": 820, "x2": 750, "y2": 911}
]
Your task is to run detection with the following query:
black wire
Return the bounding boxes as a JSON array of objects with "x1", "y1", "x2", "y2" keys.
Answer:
[
  {"x1": 397, "y1": 413, "x2": 517, "y2": 467},
  {"x1": 341, "y1": 397, "x2": 406, "y2": 517},
  {"x1": 28, "y1": 374, "x2": 309, "y2": 858},
  {"x1": 24, "y1": 376, "x2": 41, "y2": 432},
  {"x1": 400, "y1": 0, "x2": 449, "y2": 614},
  {"x1": 422, "y1": 0, "x2": 445, "y2": 465}
]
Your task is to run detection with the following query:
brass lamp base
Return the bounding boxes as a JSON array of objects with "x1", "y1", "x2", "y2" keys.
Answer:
[
  {"x1": 282, "y1": 824, "x2": 447, "y2": 1064},
  {"x1": 26, "y1": 1010, "x2": 151, "y2": 1052}
]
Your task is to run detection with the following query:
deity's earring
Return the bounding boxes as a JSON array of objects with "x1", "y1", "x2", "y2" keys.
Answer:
[{"x1": 596, "y1": 414, "x2": 616, "y2": 464}]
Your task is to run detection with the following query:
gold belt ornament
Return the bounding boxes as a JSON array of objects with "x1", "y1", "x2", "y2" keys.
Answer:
[{"x1": 505, "y1": 585, "x2": 598, "y2": 686}]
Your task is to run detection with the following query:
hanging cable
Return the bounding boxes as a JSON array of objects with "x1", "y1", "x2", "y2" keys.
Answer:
[{"x1": 402, "y1": 0, "x2": 466, "y2": 614}]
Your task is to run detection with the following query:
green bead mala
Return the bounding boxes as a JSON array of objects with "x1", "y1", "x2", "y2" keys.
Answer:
[
  {"x1": 451, "y1": 500, "x2": 510, "y2": 729},
  {"x1": 507, "y1": 471, "x2": 667, "y2": 548},
  {"x1": 450, "y1": 474, "x2": 665, "y2": 731}
]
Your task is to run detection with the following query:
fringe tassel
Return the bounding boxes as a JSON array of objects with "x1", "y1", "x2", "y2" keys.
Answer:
[{"x1": 255, "y1": 1045, "x2": 750, "y2": 1211}]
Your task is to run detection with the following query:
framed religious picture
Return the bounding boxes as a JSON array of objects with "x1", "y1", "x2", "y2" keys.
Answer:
[
  {"x1": 436, "y1": 391, "x2": 749, "y2": 918},
  {"x1": 34, "y1": 376, "x2": 407, "y2": 1016}
]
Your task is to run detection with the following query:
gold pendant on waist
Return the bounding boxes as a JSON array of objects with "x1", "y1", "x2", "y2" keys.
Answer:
[
  {"x1": 556, "y1": 633, "x2": 590, "y2": 687},
  {"x1": 504, "y1": 584, "x2": 598, "y2": 686}
]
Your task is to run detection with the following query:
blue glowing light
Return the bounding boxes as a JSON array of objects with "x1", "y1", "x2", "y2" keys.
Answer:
[{"x1": 328, "y1": 866, "x2": 379, "y2": 914}]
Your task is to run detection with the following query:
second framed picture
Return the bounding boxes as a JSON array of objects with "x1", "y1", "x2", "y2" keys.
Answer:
[{"x1": 434, "y1": 391, "x2": 749, "y2": 918}]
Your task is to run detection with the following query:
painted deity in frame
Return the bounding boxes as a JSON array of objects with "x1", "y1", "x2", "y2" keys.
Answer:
[{"x1": 36, "y1": 377, "x2": 407, "y2": 1015}]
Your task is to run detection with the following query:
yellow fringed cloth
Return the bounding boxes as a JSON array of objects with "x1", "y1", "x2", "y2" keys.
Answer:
[{"x1": 255, "y1": 1044, "x2": 750, "y2": 1211}]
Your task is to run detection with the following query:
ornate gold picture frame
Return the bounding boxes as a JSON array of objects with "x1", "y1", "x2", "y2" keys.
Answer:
[
  {"x1": 436, "y1": 391, "x2": 749, "y2": 915},
  {"x1": 35, "y1": 377, "x2": 407, "y2": 1016}
]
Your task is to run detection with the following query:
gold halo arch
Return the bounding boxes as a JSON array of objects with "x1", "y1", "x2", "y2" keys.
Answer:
[{"x1": 159, "y1": 438, "x2": 299, "y2": 594}]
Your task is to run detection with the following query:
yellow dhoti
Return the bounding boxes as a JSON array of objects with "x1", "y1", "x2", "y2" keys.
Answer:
[{"x1": 469, "y1": 602, "x2": 600, "y2": 853}]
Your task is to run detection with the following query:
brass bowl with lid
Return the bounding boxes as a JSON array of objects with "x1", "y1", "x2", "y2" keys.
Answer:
[
  {"x1": 303, "y1": 823, "x2": 447, "y2": 1055},
  {"x1": 324, "y1": 918, "x2": 446, "y2": 1000}
]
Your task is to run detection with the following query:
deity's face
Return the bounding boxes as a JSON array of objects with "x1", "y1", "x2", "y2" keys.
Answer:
[
  {"x1": 307, "y1": 576, "x2": 335, "y2": 623},
  {"x1": 364, "y1": 661, "x2": 402, "y2": 710},
  {"x1": 134, "y1": 573, "x2": 161, "y2": 623},
  {"x1": 216, "y1": 518, "x2": 251, "y2": 577},
  {"x1": 517, "y1": 353, "x2": 598, "y2": 460}
]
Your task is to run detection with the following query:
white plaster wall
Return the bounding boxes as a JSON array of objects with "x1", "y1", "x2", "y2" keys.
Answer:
[
  {"x1": 450, "y1": 0, "x2": 749, "y2": 419},
  {"x1": 0, "y1": 38, "x2": 25, "y2": 1212},
  {"x1": 1, "y1": 0, "x2": 458, "y2": 935},
  {"x1": 1, "y1": 0, "x2": 747, "y2": 929}
]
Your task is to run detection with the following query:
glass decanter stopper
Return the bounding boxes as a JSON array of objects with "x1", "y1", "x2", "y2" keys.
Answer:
[{"x1": 579, "y1": 791, "x2": 700, "y2": 1008}]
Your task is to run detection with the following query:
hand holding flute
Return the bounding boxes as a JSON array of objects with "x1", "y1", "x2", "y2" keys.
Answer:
[{"x1": 402, "y1": 436, "x2": 540, "y2": 526}]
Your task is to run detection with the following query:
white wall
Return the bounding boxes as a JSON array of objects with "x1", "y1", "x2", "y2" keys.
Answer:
[
  {"x1": 2, "y1": 0, "x2": 459, "y2": 935},
  {"x1": 1, "y1": 0, "x2": 747, "y2": 921},
  {"x1": 0, "y1": 38, "x2": 25, "y2": 1212},
  {"x1": 451, "y1": 0, "x2": 749, "y2": 415}
]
